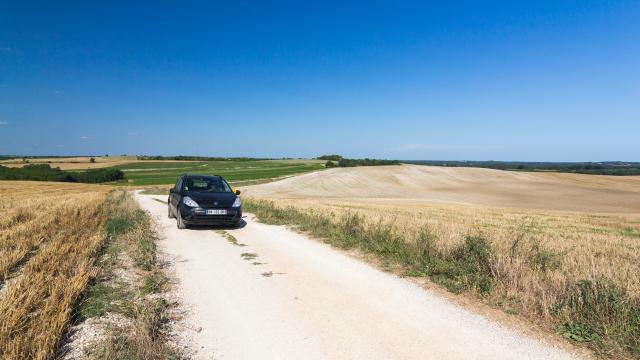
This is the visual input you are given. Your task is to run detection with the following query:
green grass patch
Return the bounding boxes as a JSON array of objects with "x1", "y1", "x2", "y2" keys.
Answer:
[
  {"x1": 621, "y1": 227, "x2": 640, "y2": 238},
  {"x1": 78, "y1": 282, "x2": 130, "y2": 320},
  {"x1": 216, "y1": 230, "x2": 245, "y2": 246},
  {"x1": 115, "y1": 159, "x2": 324, "y2": 186},
  {"x1": 554, "y1": 279, "x2": 640, "y2": 356},
  {"x1": 141, "y1": 271, "x2": 167, "y2": 296},
  {"x1": 133, "y1": 218, "x2": 157, "y2": 271},
  {"x1": 241, "y1": 253, "x2": 258, "y2": 261}
]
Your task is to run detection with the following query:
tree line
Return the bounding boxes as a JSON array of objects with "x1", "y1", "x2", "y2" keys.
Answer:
[
  {"x1": 317, "y1": 155, "x2": 401, "y2": 168},
  {"x1": 404, "y1": 160, "x2": 640, "y2": 176},
  {"x1": 0, "y1": 164, "x2": 124, "y2": 183}
]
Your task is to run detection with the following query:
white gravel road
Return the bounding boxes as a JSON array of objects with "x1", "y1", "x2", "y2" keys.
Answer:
[{"x1": 135, "y1": 192, "x2": 582, "y2": 360}]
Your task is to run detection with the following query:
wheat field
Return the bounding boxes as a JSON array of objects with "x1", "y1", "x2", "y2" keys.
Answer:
[{"x1": 0, "y1": 181, "x2": 111, "y2": 359}]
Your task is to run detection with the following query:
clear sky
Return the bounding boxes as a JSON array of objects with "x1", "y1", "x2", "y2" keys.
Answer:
[{"x1": 1, "y1": 1, "x2": 638, "y2": 161}]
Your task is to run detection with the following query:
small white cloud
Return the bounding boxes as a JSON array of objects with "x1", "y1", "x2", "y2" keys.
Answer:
[
  {"x1": 80, "y1": 136, "x2": 89, "y2": 140},
  {"x1": 0, "y1": 121, "x2": 8, "y2": 125}
]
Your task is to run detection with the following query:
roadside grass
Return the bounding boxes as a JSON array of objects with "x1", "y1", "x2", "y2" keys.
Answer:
[
  {"x1": 87, "y1": 298, "x2": 175, "y2": 360},
  {"x1": 78, "y1": 282, "x2": 131, "y2": 320},
  {"x1": 75, "y1": 190, "x2": 176, "y2": 359},
  {"x1": 244, "y1": 198, "x2": 640, "y2": 359}
]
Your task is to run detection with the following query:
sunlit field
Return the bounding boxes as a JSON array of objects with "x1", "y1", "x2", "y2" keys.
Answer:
[
  {"x1": 0, "y1": 181, "x2": 110, "y2": 359},
  {"x1": 245, "y1": 166, "x2": 640, "y2": 358}
]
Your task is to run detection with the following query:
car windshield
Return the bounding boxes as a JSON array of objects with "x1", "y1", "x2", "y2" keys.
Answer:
[{"x1": 183, "y1": 177, "x2": 232, "y2": 193}]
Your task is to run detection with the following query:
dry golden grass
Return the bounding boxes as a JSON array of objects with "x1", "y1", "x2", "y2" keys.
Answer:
[{"x1": 0, "y1": 181, "x2": 111, "y2": 359}]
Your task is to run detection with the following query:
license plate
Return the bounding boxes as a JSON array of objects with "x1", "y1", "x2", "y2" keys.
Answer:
[{"x1": 206, "y1": 209, "x2": 227, "y2": 215}]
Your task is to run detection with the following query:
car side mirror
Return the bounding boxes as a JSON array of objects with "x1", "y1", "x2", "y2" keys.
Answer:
[{"x1": 235, "y1": 189, "x2": 241, "y2": 195}]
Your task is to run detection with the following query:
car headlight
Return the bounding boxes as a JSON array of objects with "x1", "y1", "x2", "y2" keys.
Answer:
[
  {"x1": 182, "y1": 196, "x2": 199, "y2": 208},
  {"x1": 232, "y1": 197, "x2": 242, "y2": 208}
]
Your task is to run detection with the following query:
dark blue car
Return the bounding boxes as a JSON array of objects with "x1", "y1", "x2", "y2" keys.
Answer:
[{"x1": 168, "y1": 174, "x2": 242, "y2": 229}]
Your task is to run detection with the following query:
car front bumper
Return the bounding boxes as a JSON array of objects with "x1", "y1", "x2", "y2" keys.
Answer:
[{"x1": 180, "y1": 204, "x2": 242, "y2": 226}]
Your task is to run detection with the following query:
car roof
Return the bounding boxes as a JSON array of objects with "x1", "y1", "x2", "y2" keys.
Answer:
[{"x1": 182, "y1": 174, "x2": 222, "y2": 178}]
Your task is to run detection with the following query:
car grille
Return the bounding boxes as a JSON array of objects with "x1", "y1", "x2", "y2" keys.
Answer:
[
  {"x1": 197, "y1": 201, "x2": 230, "y2": 208},
  {"x1": 191, "y1": 214, "x2": 237, "y2": 224}
]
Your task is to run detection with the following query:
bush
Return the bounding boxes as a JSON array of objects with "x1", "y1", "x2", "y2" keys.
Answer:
[
  {"x1": 317, "y1": 155, "x2": 343, "y2": 161},
  {"x1": 336, "y1": 158, "x2": 401, "y2": 167}
]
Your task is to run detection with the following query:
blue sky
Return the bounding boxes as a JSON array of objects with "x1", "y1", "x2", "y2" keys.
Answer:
[{"x1": 1, "y1": 1, "x2": 638, "y2": 161}]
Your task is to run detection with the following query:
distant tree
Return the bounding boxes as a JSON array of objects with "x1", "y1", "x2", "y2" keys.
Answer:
[
  {"x1": 325, "y1": 161, "x2": 336, "y2": 168},
  {"x1": 317, "y1": 155, "x2": 343, "y2": 161},
  {"x1": 89, "y1": 157, "x2": 96, "y2": 163}
]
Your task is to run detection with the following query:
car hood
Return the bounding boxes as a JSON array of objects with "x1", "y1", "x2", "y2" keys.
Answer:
[{"x1": 185, "y1": 192, "x2": 237, "y2": 208}]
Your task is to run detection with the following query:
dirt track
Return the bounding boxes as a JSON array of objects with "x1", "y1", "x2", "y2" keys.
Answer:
[
  {"x1": 135, "y1": 192, "x2": 582, "y2": 359},
  {"x1": 244, "y1": 165, "x2": 640, "y2": 213}
]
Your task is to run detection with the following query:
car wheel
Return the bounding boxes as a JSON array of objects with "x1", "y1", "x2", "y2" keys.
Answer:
[
  {"x1": 177, "y1": 209, "x2": 187, "y2": 229},
  {"x1": 168, "y1": 204, "x2": 174, "y2": 219}
]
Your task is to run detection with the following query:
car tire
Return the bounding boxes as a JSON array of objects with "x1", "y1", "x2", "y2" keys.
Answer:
[
  {"x1": 177, "y1": 209, "x2": 187, "y2": 229},
  {"x1": 168, "y1": 204, "x2": 174, "y2": 219}
]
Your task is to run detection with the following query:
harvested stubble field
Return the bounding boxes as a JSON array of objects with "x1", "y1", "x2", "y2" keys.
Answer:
[
  {"x1": 0, "y1": 181, "x2": 110, "y2": 359},
  {"x1": 0, "y1": 156, "x2": 141, "y2": 170},
  {"x1": 245, "y1": 165, "x2": 640, "y2": 358}
]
